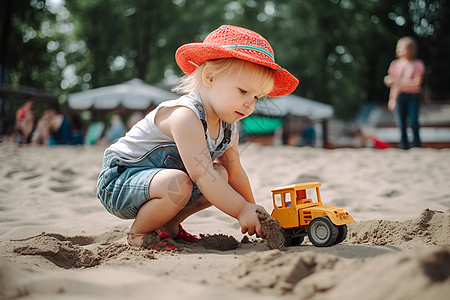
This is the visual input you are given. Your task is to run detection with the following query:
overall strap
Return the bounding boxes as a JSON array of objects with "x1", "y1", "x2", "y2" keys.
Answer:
[
  {"x1": 201, "y1": 119, "x2": 208, "y2": 139},
  {"x1": 192, "y1": 100, "x2": 232, "y2": 149},
  {"x1": 216, "y1": 121, "x2": 232, "y2": 150},
  {"x1": 193, "y1": 100, "x2": 208, "y2": 140}
]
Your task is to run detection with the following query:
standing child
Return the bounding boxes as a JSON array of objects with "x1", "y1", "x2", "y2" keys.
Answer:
[
  {"x1": 384, "y1": 36, "x2": 425, "y2": 149},
  {"x1": 97, "y1": 25, "x2": 299, "y2": 250}
]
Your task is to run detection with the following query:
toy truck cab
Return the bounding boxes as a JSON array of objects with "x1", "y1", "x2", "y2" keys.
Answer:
[{"x1": 271, "y1": 182, "x2": 354, "y2": 247}]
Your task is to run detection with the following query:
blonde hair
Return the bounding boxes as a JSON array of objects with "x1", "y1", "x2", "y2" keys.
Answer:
[
  {"x1": 397, "y1": 36, "x2": 418, "y2": 58},
  {"x1": 172, "y1": 58, "x2": 275, "y2": 96}
]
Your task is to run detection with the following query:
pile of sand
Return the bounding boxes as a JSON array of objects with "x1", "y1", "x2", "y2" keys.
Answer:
[
  {"x1": 231, "y1": 246, "x2": 450, "y2": 299},
  {"x1": 348, "y1": 208, "x2": 450, "y2": 248}
]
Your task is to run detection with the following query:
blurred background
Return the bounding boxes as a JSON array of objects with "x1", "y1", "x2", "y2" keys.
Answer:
[{"x1": 1, "y1": 0, "x2": 449, "y2": 148}]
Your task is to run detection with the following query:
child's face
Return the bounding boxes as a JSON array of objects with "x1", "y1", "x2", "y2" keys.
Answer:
[
  {"x1": 205, "y1": 65, "x2": 266, "y2": 124},
  {"x1": 396, "y1": 40, "x2": 412, "y2": 59}
]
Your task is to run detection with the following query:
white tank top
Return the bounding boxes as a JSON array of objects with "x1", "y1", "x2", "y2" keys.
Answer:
[{"x1": 105, "y1": 91, "x2": 238, "y2": 160}]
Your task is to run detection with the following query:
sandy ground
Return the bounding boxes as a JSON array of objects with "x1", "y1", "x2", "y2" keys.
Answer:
[{"x1": 0, "y1": 142, "x2": 449, "y2": 300}]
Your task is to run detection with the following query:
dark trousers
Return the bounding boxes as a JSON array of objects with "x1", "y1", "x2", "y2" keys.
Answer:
[{"x1": 396, "y1": 93, "x2": 421, "y2": 149}]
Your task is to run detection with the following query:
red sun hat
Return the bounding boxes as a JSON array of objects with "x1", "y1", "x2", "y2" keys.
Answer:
[{"x1": 175, "y1": 25, "x2": 299, "y2": 97}]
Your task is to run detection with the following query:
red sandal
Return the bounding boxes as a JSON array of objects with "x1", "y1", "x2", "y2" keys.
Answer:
[
  {"x1": 156, "y1": 225, "x2": 200, "y2": 243},
  {"x1": 175, "y1": 225, "x2": 200, "y2": 243}
]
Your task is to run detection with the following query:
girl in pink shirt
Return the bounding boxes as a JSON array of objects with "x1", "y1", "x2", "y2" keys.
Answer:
[{"x1": 384, "y1": 36, "x2": 425, "y2": 149}]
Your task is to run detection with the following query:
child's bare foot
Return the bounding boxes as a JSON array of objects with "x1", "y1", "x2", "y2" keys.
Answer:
[{"x1": 127, "y1": 231, "x2": 178, "y2": 251}]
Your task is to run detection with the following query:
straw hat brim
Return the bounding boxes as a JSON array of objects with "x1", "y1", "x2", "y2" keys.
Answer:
[{"x1": 176, "y1": 42, "x2": 299, "y2": 97}]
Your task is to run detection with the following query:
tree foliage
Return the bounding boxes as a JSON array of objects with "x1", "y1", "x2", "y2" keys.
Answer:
[
  {"x1": 2, "y1": 0, "x2": 449, "y2": 120},
  {"x1": 1, "y1": 0, "x2": 60, "y2": 91}
]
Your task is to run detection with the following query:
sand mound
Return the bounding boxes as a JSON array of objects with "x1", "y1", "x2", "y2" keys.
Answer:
[
  {"x1": 13, "y1": 234, "x2": 101, "y2": 269},
  {"x1": 9, "y1": 231, "x2": 243, "y2": 269},
  {"x1": 231, "y1": 246, "x2": 450, "y2": 299},
  {"x1": 348, "y1": 208, "x2": 450, "y2": 248},
  {"x1": 10, "y1": 232, "x2": 158, "y2": 269},
  {"x1": 231, "y1": 250, "x2": 340, "y2": 294},
  {"x1": 199, "y1": 234, "x2": 240, "y2": 251}
]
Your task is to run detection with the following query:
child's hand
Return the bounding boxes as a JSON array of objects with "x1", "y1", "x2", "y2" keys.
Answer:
[
  {"x1": 237, "y1": 203, "x2": 264, "y2": 238},
  {"x1": 387, "y1": 98, "x2": 397, "y2": 112},
  {"x1": 384, "y1": 75, "x2": 394, "y2": 87}
]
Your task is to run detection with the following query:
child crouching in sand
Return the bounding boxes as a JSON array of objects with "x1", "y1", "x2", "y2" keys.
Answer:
[{"x1": 97, "y1": 25, "x2": 299, "y2": 250}]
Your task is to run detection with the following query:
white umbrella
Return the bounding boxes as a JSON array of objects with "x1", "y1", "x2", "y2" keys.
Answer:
[
  {"x1": 254, "y1": 93, "x2": 334, "y2": 120},
  {"x1": 68, "y1": 79, "x2": 178, "y2": 110}
]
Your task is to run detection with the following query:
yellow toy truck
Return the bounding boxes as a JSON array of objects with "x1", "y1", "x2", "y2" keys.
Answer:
[{"x1": 271, "y1": 182, "x2": 354, "y2": 247}]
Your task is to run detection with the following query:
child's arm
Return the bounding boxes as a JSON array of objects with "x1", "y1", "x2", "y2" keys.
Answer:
[
  {"x1": 387, "y1": 86, "x2": 398, "y2": 112},
  {"x1": 386, "y1": 71, "x2": 423, "y2": 112},
  {"x1": 162, "y1": 107, "x2": 263, "y2": 236},
  {"x1": 215, "y1": 137, "x2": 255, "y2": 204}
]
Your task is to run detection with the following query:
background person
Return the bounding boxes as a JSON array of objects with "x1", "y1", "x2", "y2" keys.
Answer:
[
  {"x1": 15, "y1": 98, "x2": 35, "y2": 143},
  {"x1": 384, "y1": 36, "x2": 425, "y2": 149},
  {"x1": 32, "y1": 105, "x2": 83, "y2": 145},
  {"x1": 104, "y1": 114, "x2": 126, "y2": 144}
]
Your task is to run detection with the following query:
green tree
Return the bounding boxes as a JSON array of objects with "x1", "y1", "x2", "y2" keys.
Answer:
[
  {"x1": 1, "y1": 0, "x2": 63, "y2": 91},
  {"x1": 64, "y1": 0, "x2": 233, "y2": 90},
  {"x1": 3, "y1": 0, "x2": 450, "y2": 120}
]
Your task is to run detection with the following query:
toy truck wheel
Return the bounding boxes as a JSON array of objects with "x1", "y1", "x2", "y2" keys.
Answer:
[
  {"x1": 334, "y1": 225, "x2": 348, "y2": 245},
  {"x1": 279, "y1": 228, "x2": 291, "y2": 247},
  {"x1": 307, "y1": 216, "x2": 338, "y2": 247}
]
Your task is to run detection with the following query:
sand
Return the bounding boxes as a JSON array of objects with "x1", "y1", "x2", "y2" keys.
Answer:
[
  {"x1": 0, "y1": 142, "x2": 449, "y2": 300},
  {"x1": 256, "y1": 207, "x2": 281, "y2": 249}
]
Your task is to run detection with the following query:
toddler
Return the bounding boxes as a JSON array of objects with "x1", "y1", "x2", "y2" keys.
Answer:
[
  {"x1": 384, "y1": 36, "x2": 425, "y2": 149},
  {"x1": 97, "y1": 25, "x2": 299, "y2": 250}
]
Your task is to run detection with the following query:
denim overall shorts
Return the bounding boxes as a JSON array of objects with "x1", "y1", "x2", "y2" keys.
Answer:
[{"x1": 97, "y1": 101, "x2": 233, "y2": 219}]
